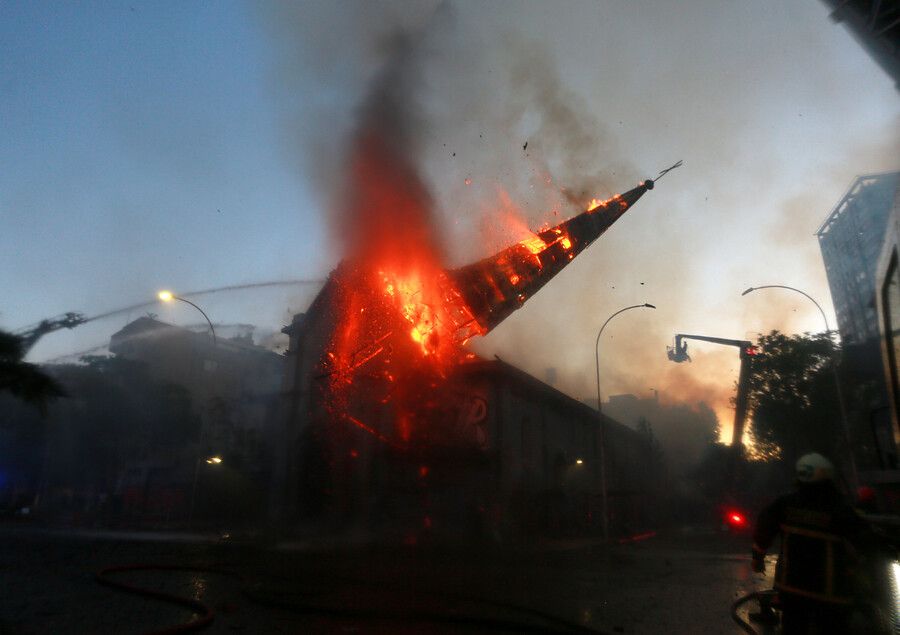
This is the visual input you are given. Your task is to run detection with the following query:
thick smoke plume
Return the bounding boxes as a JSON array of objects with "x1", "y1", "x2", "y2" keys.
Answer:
[
  {"x1": 500, "y1": 37, "x2": 639, "y2": 208},
  {"x1": 258, "y1": 1, "x2": 727, "y2": 445},
  {"x1": 337, "y1": 33, "x2": 444, "y2": 275},
  {"x1": 260, "y1": 1, "x2": 898, "y2": 453}
]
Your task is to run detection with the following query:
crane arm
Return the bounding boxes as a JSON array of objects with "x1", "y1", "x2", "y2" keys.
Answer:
[
  {"x1": 666, "y1": 331, "x2": 759, "y2": 455},
  {"x1": 674, "y1": 334, "x2": 753, "y2": 350},
  {"x1": 668, "y1": 334, "x2": 757, "y2": 363},
  {"x1": 16, "y1": 312, "x2": 87, "y2": 354}
]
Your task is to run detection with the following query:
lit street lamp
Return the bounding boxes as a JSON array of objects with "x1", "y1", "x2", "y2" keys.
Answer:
[
  {"x1": 158, "y1": 290, "x2": 221, "y2": 529},
  {"x1": 188, "y1": 455, "x2": 223, "y2": 530},
  {"x1": 742, "y1": 285, "x2": 858, "y2": 488},
  {"x1": 157, "y1": 290, "x2": 217, "y2": 346},
  {"x1": 595, "y1": 302, "x2": 656, "y2": 542}
]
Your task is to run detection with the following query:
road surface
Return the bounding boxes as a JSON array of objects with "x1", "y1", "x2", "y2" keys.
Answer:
[{"x1": 0, "y1": 525, "x2": 773, "y2": 634}]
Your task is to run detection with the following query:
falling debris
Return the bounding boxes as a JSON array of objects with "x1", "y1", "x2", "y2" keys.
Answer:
[{"x1": 523, "y1": 141, "x2": 528, "y2": 151}]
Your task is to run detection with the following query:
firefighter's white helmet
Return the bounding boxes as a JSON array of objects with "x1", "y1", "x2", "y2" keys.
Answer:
[{"x1": 795, "y1": 453, "x2": 835, "y2": 483}]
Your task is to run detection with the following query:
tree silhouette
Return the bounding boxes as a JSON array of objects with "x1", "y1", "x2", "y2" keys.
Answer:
[
  {"x1": 747, "y1": 330, "x2": 840, "y2": 468},
  {"x1": 0, "y1": 330, "x2": 64, "y2": 413}
]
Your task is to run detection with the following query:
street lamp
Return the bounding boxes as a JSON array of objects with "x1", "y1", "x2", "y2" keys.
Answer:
[
  {"x1": 595, "y1": 302, "x2": 656, "y2": 542},
  {"x1": 741, "y1": 285, "x2": 858, "y2": 488},
  {"x1": 158, "y1": 290, "x2": 221, "y2": 529},
  {"x1": 741, "y1": 285, "x2": 831, "y2": 332},
  {"x1": 188, "y1": 455, "x2": 223, "y2": 530},
  {"x1": 157, "y1": 290, "x2": 217, "y2": 346}
]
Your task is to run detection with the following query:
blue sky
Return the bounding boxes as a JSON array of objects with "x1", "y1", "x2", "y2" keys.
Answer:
[
  {"x1": 2, "y1": 1, "x2": 898, "y2": 438},
  {"x1": 1, "y1": 2, "x2": 326, "y2": 337}
]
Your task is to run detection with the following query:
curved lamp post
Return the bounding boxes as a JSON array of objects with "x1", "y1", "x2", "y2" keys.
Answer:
[
  {"x1": 742, "y1": 285, "x2": 858, "y2": 488},
  {"x1": 158, "y1": 290, "x2": 219, "y2": 528},
  {"x1": 595, "y1": 303, "x2": 656, "y2": 542},
  {"x1": 742, "y1": 285, "x2": 831, "y2": 332},
  {"x1": 158, "y1": 290, "x2": 217, "y2": 346}
]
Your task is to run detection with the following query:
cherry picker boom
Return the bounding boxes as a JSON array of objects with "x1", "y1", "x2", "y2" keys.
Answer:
[
  {"x1": 667, "y1": 333, "x2": 758, "y2": 451},
  {"x1": 15, "y1": 312, "x2": 87, "y2": 355}
]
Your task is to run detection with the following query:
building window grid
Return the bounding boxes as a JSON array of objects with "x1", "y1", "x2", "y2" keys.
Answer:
[{"x1": 818, "y1": 175, "x2": 899, "y2": 345}]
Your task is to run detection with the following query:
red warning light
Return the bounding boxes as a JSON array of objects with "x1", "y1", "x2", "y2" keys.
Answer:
[
  {"x1": 745, "y1": 347, "x2": 759, "y2": 356},
  {"x1": 727, "y1": 510, "x2": 746, "y2": 527}
]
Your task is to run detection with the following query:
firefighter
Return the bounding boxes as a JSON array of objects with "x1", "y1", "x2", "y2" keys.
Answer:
[{"x1": 751, "y1": 453, "x2": 873, "y2": 634}]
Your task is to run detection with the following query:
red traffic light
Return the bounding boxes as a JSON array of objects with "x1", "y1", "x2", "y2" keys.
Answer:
[{"x1": 744, "y1": 346, "x2": 759, "y2": 356}]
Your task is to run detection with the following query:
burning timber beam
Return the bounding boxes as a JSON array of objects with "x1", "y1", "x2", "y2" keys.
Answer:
[{"x1": 450, "y1": 173, "x2": 667, "y2": 334}]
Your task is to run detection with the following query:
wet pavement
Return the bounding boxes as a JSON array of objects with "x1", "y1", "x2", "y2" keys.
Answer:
[{"x1": 0, "y1": 525, "x2": 774, "y2": 634}]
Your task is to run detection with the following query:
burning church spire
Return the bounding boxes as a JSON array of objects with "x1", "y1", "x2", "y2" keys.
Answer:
[
  {"x1": 278, "y1": 160, "x2": 682, "y2": 522},
  {"x1": 268, "y1": 10, "x2": 687, "y2": 528},
  {"x1": 323, "y1": 162, "x2": 681, "y2": 378},
  {"x1": 287, "y1": 22, "x2": 684, "y2": 452},
  {"x1": 316, "y1": 161, "x2": 682, "y2": 439},
  {"x1": 450, "y1": 161, "x2": 681, "y2": 334}
]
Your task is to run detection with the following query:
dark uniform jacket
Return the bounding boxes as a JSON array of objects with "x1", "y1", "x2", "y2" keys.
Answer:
[{"x1": 753, "y1": 481, "x2": 871, "y2": 604}]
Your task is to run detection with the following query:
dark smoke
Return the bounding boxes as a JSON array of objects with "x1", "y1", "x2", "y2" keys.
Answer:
[
  {"x1": 259, "y1": 1, "x2": 721, "y2": 448},
  {"x1": 500, "y1": 37, "x2": 639, "y2": 207},
  {"x1": 258, "y1": 1, "x2": 441, "y2": 224},
  {"x1": 259, "y1": 1, "x2": 898, "y2": 451},
  {"x1": 337, "y1": 30, "x2": 442, "y2": 267}
]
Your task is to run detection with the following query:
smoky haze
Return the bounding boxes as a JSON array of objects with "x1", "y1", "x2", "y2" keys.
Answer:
[{"x1": 258, "y1": 0, "x2": 898, "y2": 447}]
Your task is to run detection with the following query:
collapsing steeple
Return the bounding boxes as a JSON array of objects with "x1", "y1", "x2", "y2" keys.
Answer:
[{"x1": 450, "y1": 165, "x2": 677, "y2": 334}]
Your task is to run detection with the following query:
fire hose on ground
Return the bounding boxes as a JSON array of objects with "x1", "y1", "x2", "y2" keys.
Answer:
[
  {"x1": 730, "y1": 590, "x2": 769, "y2": 635},
  {"x1": 95, "y1": 564, "x2": 218, "y2": 635},
  {"x1": 95, "y1": 562, "x2": 607, "y2": 635}
]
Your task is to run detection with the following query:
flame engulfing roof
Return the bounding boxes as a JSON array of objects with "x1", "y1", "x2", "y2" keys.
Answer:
[
  {"x1": 300, "y1": 166, "x2": 674, "y2": 453},
  {"x1": 449, "y1": 179, "x2": 656, "y2": 333}
]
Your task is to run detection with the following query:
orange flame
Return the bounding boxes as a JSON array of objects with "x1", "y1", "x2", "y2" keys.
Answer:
[
  {"x1": 323, "y1": 123, "x2": 632, "y2": 450},
  {"x1": 520, "y1": 234, "x2": 548, "y2": 255},
  {"x1": 587, "y1": 194, "x2": 625, "y2": 213}
]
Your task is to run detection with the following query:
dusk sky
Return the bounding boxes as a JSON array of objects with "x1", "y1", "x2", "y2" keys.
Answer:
[{"x1": 3, "y1": 1, "x2": 898, "y2": 441}]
